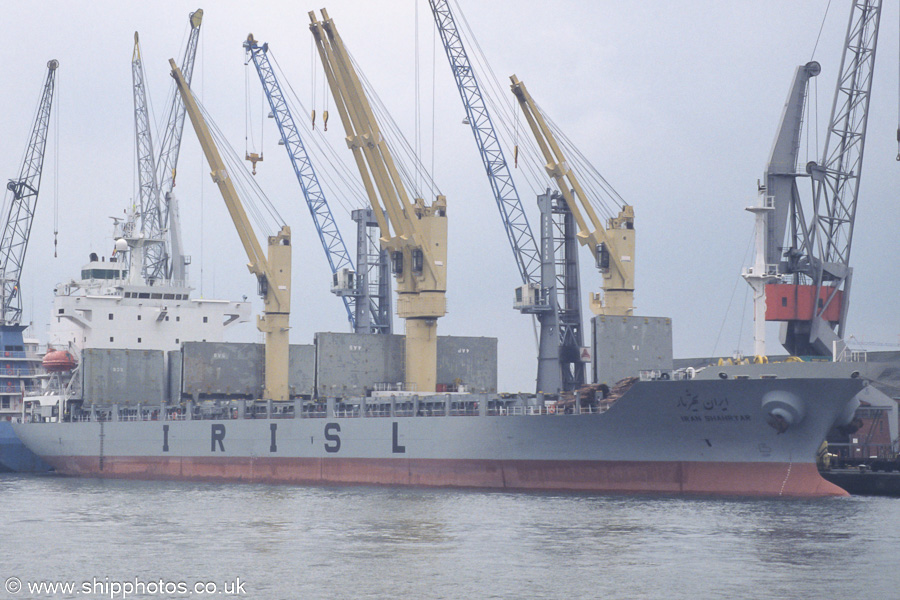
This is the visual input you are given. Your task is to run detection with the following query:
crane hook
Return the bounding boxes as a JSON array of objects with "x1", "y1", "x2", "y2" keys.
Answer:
[{"x1": 245, "y1": 152, "x2": 263, "y2": 175}]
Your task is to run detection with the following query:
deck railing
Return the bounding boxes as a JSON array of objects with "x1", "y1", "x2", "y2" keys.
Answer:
[{"x1": 39, "y1": 398, "x2": 614, "y2": 424}]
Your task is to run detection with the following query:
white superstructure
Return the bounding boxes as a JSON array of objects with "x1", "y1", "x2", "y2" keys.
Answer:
[
  {"x1": 49, "y1": 212, "x2": 250, "y2": 354},
  {"x1": 50, "y1": 257, "x2": 249, "y2": 353}
]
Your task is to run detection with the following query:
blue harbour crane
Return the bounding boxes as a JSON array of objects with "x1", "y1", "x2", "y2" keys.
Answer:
[
  {"x1": 244, "y1": 35, "x2": 391, "y2": 334},
  {"x1": 428, "y1": 0, "x2": 584, "y2": 393}
]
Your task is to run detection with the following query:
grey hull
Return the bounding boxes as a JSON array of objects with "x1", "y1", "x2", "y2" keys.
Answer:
[{"x1": 13, "y1": 375, "x2": 865, "y2": 497}]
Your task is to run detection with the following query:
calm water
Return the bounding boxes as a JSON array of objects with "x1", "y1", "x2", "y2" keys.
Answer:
[{"x1": 0, "y1": 474, "x2": 897, "y2": 599}]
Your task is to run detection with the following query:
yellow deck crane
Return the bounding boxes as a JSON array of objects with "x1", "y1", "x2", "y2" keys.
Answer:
[
  {"x1": 169, "y1": 59, "x2": 292, "y2": 402},
  {"x1": 309, "y1": 9, "x2": 447, "y2": 393},
  {"x1": 510, "y1": 75, "x2": 635, "y2": 317}
]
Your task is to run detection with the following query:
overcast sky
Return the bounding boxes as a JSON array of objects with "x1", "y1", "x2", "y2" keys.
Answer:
[{"x1": 2, "y1": 1, "x2": 899, "y2": 391}]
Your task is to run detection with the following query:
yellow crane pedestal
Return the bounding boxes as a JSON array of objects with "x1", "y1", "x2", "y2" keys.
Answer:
[
  {"x1": 393, "y1": 201, "x2": 447, "y2": 392},
  {"x1": 398, "y1": 290, "x2": 446, "y2": 392},
  {"x1": 257, "y1": 227, "x2": 292, "y2": 402},
  {"x1": 403, "y1": 317, "x2": 438, "y2": 393}
]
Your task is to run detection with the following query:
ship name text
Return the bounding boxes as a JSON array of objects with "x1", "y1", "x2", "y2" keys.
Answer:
[
  {"x1": 676, "y1": 392, "x2": 750, "y2": 423},
  {"x1": 161, "y1": 422, "x2": 409, "y2": 455}
]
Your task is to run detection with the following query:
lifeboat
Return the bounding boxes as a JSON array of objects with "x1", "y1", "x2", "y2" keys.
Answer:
[{"x1": 42, "y1": 349, "x2": 77, "y2": 373}]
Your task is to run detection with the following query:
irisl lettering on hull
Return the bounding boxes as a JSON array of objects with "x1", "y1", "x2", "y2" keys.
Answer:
[{"x1": 173, "y1": 421, "x2": 410, "y2": 455}]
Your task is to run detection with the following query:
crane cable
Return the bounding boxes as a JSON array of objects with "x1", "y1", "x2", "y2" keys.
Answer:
[
  {"x1": 809, "y1": 1, "x2": 829, "y2": 163},
  {"x1": 243, "y1": 63, "x2": 264, "y2": 174},
  {"x1": 711, "y1": 230, "x2": 756, "y2": 357},
  {"x1": 311, "y1": 33, "x2": 316, "y2": 130},
  {"x1": 202, "y1": 99, "x2": 284, "y2": 231},
  {"x1": 244, "y1": 64, "x2": 251, "y2": 156},
  {"x1": 810, "y1": 0, "x2": 832, "y2": 61},
  {"x1": 353, "y1": 54, "x2": 444, "y2": 197},
  {"x1": 514, "y1": 95, "x2": 519, "y2": 168},
  {"x1": 458, "y1": 0, "x2": 621, "y2": 219},
  {"x1": 431, "y1": 18, "x2": 436, "y2": 199},
  {"x1": 269, "y1": 49, "x2": 367, "y2": 215},
  {"x1": 53, "y1": 69, "x2": 60, "y2": 258},
  {"x1": 323, "y1": 62, "x2": 330, "y2": 132},
  {"x1": 415, "y1": 0, "x2": 421, "y2": 199},
  {"x1": 451, "y1": 0, "x2": 544, "y2": 192}
]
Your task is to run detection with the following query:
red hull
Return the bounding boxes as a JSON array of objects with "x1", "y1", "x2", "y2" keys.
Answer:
[{"x1": 44, "y1": 455, "x2": 848, "y2": 498}]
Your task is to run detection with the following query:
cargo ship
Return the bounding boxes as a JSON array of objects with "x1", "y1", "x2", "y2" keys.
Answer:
[
  {"x1": 11, "y1": 365, "x2": 866, "y2": 497},
  {"x1": 9, "y1": 247, "x2": 868, "y2": 498},
  {"x1": 3, "y1": 208, "x2": 869, "y2": 497},
  {"x1": 1, "y1": 198, "x2": 873, "y2": 496},
  {"x1": 6, "y1": 7, "x2": 872, "y2": 497}
]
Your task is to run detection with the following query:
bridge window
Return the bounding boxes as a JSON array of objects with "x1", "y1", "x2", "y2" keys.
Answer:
[{"x1": 83, "y1": 268, "x2": 124, "y2": 280}]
